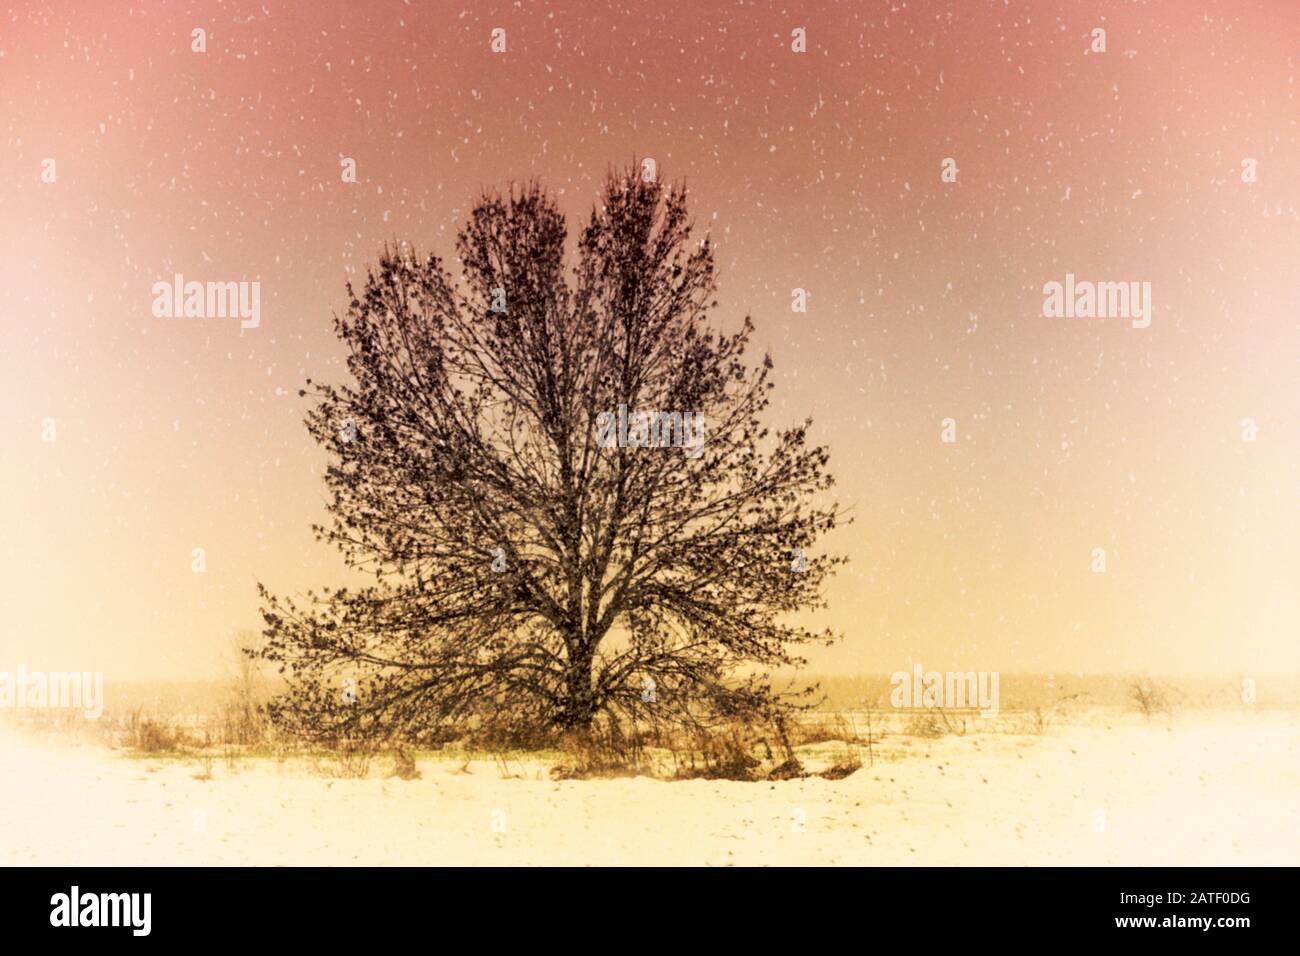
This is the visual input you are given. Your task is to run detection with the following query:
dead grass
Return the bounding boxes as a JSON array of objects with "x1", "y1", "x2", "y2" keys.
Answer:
[
  {"x1": 904, "y1": 708, "x2": 968, "y2": 738},
  {"x1": 12, "y1": 673, "x2": 1221, "y2": 783},
  {"x1": 389, "y1": 747, "x2": 420, "y2": 780}
]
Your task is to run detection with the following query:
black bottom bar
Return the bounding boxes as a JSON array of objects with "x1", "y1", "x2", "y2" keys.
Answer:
[{"x1": 0, "y1": 866, "x2": 1284, "y2": 942}]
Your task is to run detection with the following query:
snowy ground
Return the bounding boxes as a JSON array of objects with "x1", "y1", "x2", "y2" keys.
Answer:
[{"x1": 2, "y1": 708, "x2": 1296, "y2": 866}]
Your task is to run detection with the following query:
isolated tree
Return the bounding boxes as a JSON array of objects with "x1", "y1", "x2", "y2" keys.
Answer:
[{"x1": 257, "y1": 166, "x2": 844, "y2": 741}]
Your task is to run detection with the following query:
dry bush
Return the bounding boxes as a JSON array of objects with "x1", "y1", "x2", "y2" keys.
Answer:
[
  {"x1": 1023, "y1": 707, "x2": 1050, "y2": 735},
  {"x1": 337, "y1": 740, "x2": 378, "y2": 777},
  {"x1": 825, "y1": 715, "x2": 865, "y2": 778},
  {"x1": 491, "y1": 751, "x2": 527, "y2": 779},
  {"x1": 551, "y1": 716, "x2": 648, "y2": 779},
  {"x1": 672, "y1": 727, "x2": 764, "y2": 781},
  {"x1": 665, "y1": 714, "x2": 786, "y2": 782},
  {"x1": 904, "y1": 710, "x2": 948, "y2": 738},
  {"x1": 790, "y1": 712, "x2": 866, "y2": 747},
  {"x1": 1015, "y1": 692, "x2": 1087, "y2": 735},
  {"x1": 118, "y1": 710, "x2": 191, "y2": 753},
  {"x1": 310, "y1": 738, "x2": 380, "y2": 778},
  {"x1": 388, "y1": 747, "x2": 420, "y2": 780},
  {"x1": 552, "y1": 703, "x2": 877, "y2": 783},
  {"x1": 222, "y1": 745, "x2": 244, "y2": 776},
  {"x1": 462, "y1": 718, "x2": 557, "y2": 754},
  {"x1": 902, "y1": 708, "x2": 968, "y2": 738},
  {"x1": 215, "y1": 713, "x2": 259, "y2": 747},
  {"x1": 551, "y1": 712, "x2": 772, "y2": 781},
  {"x1": 217, "y1": 698, "x2": 266, "y2": 747},
  {"x1": 860, "y1": 707, "x2": 881, "y2": 767},
  {"x1": 1130, "y1": 679, "x2": 1172, "y2": 719},
  {"x1": 783, "y1": 712, "x2": 864, "y2": 779},
  {"x1": 220, "y1": 629, "x2": 268, "y2": 746}
]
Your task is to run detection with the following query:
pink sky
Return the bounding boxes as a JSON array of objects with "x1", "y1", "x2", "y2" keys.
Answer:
[{"x1": 1, "y1": 0, "x2": 1296, "y2": 680}]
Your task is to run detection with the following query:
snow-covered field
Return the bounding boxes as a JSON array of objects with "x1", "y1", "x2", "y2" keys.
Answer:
[{"x1": 3, "y1": 708, "x2": 1296, "y2": 866}]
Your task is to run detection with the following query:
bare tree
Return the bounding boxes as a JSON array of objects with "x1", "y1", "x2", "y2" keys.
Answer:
[
  {"x1": 222, "y1": 629, "x2": 264, "y2": 746},
  {"x1": 257, "y1": 166, "x2": 845, "y2": 743}
]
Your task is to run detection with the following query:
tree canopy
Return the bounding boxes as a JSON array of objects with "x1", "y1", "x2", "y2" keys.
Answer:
[{"x1": 257, "y1": 166, "x2": 844, "y2": 743}]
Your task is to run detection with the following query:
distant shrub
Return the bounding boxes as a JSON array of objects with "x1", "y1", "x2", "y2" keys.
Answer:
[
  {"x1": 904, "y1": 709, "x2": 966, "y2": 737},
  {"x1": 1130, "y1": 679, "x2": 1171, "y2": 719},
  {"x1": 121, "y1": 710, "x2": 190, "y2": 753}
]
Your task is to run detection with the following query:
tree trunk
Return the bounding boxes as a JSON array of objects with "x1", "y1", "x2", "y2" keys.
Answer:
[{"x1": 558, "y1": 647, "x2": 597, "y2": 730}]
